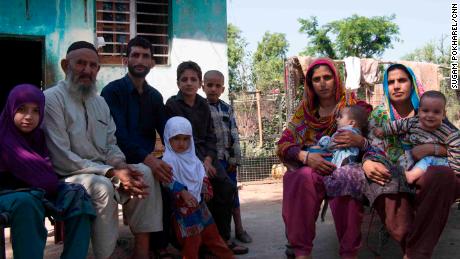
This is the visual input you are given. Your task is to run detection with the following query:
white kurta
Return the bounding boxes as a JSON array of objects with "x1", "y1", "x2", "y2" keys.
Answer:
[{"x1": 44, "y1": 80, "x2": 162, "y2": 259}]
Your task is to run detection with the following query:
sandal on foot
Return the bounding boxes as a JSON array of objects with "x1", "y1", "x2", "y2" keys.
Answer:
[
  {"x1": 235, "y1": 230, "x2": 253, "y2": 243},
  {"x1": 227, "y1": 241, "x2": 249, "y2": 255}
]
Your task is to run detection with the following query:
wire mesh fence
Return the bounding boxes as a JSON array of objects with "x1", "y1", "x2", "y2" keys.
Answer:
[
  {"x1": 231, "y1": 91, "x2": 286, "y2": 182},
  {"x1": 237, "y1": 154, "x2": 281, "y2": 182}
]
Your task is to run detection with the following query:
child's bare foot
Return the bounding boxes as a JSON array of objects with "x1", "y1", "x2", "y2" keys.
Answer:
[
  {"x1": 405, "y1": 167, "x2": 424, "y2": 184},
  {"x1": 405, "y1": 171, "x2": 418, "y2": 184}
]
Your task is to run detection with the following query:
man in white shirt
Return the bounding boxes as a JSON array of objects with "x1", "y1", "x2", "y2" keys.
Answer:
[{"x1": 43, "y1": 41, "x2": 162, "y2": 259}]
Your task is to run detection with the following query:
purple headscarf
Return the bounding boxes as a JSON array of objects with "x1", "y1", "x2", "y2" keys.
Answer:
[{"x1": 0, "y1": 84, "x2": 58, "y2": 195}]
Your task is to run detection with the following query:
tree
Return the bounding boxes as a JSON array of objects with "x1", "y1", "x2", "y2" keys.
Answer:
[
  {"x1": 402, "y1": 35, "x2": 450, "y2": 65},
  {"x1": 298, "y1": 14, "x2": 400, "y2": 59},
  {"x1": 252, "y1": 31, "x2": 289, "y2": 92},
  {"x1": 227, "y1": 23, "x2": 251, "y2": 92},
  {"x1": 403, "y1": 35, "x2": 460, "y2": 127}
]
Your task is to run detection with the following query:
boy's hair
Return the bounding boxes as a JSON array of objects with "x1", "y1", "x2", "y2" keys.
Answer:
[
  {"x1": 204, "y1": 70, "x2": 225, "y2": 81},
  {"x1": 420, "y1": 90, "x2": 447, "y2": 106},
  {"x1": 177, "y1": 61, "x2": 202, "y2": 81},
  {"x1": 126, "y1": 36, "x2": 154, "y2": 57},
  {"x1": 343, "y1": 105, "x2": 370, "y2": 136}
]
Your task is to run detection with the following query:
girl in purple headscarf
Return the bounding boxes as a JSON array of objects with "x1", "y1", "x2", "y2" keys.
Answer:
[{"x1": 0, "y1": 84, "x2": 95, "y2": 259}]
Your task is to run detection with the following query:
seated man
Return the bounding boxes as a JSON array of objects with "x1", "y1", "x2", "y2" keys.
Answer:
[
  {"x1": 43, "y1": 41, "x2": 162, "y2": 259},
  {"x1": 101, "y1": 36, "x2": 173, "y2": 257}
]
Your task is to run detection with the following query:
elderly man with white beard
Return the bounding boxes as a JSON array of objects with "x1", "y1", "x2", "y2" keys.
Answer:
[{"x1": 43, "y1": 41, "x2": 163, "y2": 259}]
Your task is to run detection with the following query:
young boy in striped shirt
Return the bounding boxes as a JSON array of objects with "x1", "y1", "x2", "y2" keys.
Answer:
[{"x1": 203, "y1": 70, "x2": 253, "y2": 244}]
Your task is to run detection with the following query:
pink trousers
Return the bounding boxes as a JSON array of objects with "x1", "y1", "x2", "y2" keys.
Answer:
[
  {"x1": 374, "y1": 166, "x2": 460, "y2": 259},
  {"x1": 282, "y1": 166, "x2": 363, "y2": 258}
]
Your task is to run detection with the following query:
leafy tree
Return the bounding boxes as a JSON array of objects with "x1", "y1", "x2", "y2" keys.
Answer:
[
  {"x1": 252, "y1": 31, "x2": 289, "y2": 92},
  {"x1": 227, "y1": 23, "x2": 251, "y2": 92},
  {"x1": 402, "y1": 35, "x2": 450, "y2": 65},
  {"x1": 403, "y1": 35, "x2": 460, "y2": 126},
  {"x1": 298, "y1": 14, "x2": 400, "y2": 59}
]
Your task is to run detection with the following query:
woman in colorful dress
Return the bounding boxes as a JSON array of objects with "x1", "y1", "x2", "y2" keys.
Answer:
[
  {"x1": 278, "y1": 58, "x2": 376, "y2": 259},
  {"x1": 363, "y1": 63, "x2": 460, "y2": 259}
]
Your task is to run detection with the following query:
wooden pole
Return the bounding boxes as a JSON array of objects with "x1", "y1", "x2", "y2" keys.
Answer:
[{"x1": 256, "y1": 90, "x2": 263, "y2": 147}]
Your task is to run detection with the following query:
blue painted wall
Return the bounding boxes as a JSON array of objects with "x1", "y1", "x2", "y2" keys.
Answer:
[
  {"x1": 0, "y1": 0, "x2": 227, "y2": 93},
  {"x1": 172, "y1": 0, "x2": 226, "y2": 43}
]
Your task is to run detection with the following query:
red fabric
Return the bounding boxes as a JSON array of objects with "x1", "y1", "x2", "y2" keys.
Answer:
[
  {"x1": 375, "y1": 166, "x2": 460, "y2": 259},
  {"x1": 329, "y1": 196, "x2": 364, "y2": 258},
  {"x1": 282, "y1": 166, "x2": 363, "y2": 257},
  {"x1": 175, "y1": 222, "x2": 234, "y2": 259},
  {"x1": 277, "y1": 57, "x2": 371, "y2": 164}
]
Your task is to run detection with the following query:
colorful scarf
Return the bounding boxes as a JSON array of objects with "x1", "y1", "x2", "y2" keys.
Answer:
[
  {"x1": 382, "y1": 64, "x2": 424, "y2": 121},
  {"x1": 0, "y1": 84, "x2": 59, "y2": 195},
  {"x1": 278, "y1": 58, "x2": 370, "y2": 159},
  {"x1": 368, "y1": 64, "x2": 425, "y2": 165}
]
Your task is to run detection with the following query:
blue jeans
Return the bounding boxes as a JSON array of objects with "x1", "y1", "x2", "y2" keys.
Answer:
[{"x1": 219, "y1": 160, "x2": 240, "y2": 208}]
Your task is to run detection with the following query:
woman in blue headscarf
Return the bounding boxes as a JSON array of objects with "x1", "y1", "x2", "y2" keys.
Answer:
[{"x1": 362, "y1": 64, "x2": 460, "y2": 259}]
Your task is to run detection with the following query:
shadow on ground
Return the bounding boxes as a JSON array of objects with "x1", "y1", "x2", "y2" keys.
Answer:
[{"x1": 5, "y1": 182, "x2": 459, "y2": 259}]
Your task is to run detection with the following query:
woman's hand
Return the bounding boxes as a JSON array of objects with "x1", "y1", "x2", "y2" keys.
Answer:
[
  {"x1": 362, "y1": 160, "x2": 391, "y2": 186},
  {"x1": 411, "y1": 144, "x2": 447, "y2": 161},
  {"x1": 301, "y1": 151, "x2": 336, "y2": 175},
  {"x1": 333, "y1": 130, "x2": 365, "y2": 149}
]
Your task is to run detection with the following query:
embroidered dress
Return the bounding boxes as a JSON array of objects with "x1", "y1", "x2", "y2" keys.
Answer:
[
  {"x1": 162, "y1": 116, "x2": 214, "y2": 238},
  {"x1": 364, "y1": 64, "x2": 426, "y2": 205},
  {"x1": 367, "y1": 64, "x2": 425, "y2": 166},
  {"x1": 166, "y1": 179, "x2": 214, "y2": 237},
  {"x1": 277, "y1": 58, "x2": 375, "y2": 257}
]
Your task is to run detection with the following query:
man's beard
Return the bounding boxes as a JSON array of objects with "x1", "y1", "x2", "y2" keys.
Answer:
[
  {"x1": 128, "y1": 64, "x2": 151, "y2": 78},
  {"x1": 66, "y1": 71, "x2": 97, "y2": 100}
]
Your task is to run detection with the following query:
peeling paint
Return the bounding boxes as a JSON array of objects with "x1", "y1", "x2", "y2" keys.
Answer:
[{"x1": 1, "y1": 0, "x2": 227, "y2": 97}]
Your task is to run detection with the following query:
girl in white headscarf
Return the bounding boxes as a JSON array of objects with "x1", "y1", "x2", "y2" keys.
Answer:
[{"x1": 162, "y1": 116, "x2": 234, "y2": 259}]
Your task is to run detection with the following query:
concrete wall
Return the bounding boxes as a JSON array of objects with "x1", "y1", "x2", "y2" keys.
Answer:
[
  {"x1": 147, "y1": 0, "x2": 229, "y2": 101},
  {"x1": 0, "y1": 0, "x2": 228, "y2": 100},
  {"x1": 0, "y1": 0, "x2": 95, "y2": 86}
]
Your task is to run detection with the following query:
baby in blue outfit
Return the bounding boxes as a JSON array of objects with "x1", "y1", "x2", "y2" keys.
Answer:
[{"x1": 308, "y1": 105, "x2": 368, "y2": 167}]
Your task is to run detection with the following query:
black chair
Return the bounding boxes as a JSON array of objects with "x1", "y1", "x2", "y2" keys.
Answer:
[{"x1": 0, "y1": 212, "x2": 10, "y2": 259}]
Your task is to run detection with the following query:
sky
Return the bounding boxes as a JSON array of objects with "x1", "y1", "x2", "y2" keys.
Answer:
[{"x1": 227, "y1": 0, "x2": 451, "y2": 60}]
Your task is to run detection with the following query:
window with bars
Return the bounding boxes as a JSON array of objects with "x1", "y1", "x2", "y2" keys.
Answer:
[{"x1": 96, "y1": 0, "x2": 169, "y2": 65}]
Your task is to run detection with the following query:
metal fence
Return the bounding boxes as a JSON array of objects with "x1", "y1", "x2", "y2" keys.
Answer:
[
  {"x1": 231, "y1": 92, "x2": 285, "y2": 182},
  {"x1": 237, "y1": 154, "x2": 281, "y2": 182}
]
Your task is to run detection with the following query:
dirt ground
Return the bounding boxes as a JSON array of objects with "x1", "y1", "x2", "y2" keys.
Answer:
[{"x1": 4, "y1": 181, "x2": 460, "y2": 258}]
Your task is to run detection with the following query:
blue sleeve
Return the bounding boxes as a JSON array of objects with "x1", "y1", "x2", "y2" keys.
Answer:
[
  {"x1": 164, "y1": 180, "x2": 187, "y2": 194},
  {"x1": 101, "y1": 84, "x2": 150, "y2": 163}
]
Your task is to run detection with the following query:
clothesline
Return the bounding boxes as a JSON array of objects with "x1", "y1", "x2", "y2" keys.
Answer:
[{"x1": 332, "y1": 59, "x2": 450, "y2": 70}]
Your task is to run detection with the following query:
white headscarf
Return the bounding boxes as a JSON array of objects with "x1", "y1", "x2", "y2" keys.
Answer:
[{"x1": 162, "y1": 116, "x2": 206, "y2": 202}]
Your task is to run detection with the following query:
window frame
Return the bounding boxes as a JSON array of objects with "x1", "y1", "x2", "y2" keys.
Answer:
[{"x1": 95, "y1": 0, "x2": 170, "y2": 66}]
